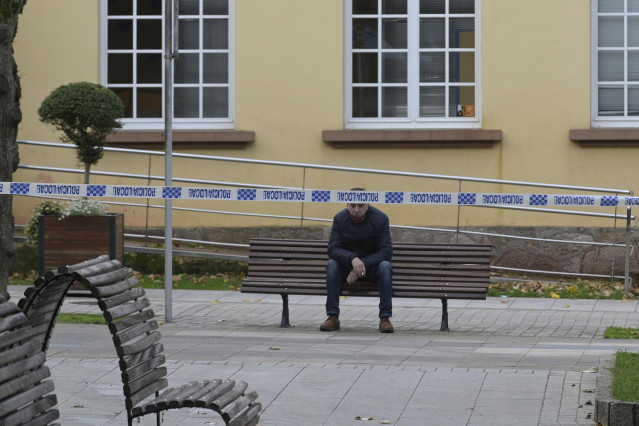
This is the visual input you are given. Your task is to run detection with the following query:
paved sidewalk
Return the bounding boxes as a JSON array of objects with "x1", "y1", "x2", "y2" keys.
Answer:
[{"x1": 8, "y1": 286, "x2": 639, "y2": 425}]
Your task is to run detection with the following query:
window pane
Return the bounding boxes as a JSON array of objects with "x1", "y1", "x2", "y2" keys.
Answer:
[
  {"x1": 138, "y1": 0, "x2": 161, "y2": 15},
  {"x1": 175, "y1": 53, "x2": 199, "y2": 84},
  {"x1": 420, "y1": 52, "x2": 444, "y2": 82},
  {"x1": 204, "y1": 0, "x2": 228, "y2": 15},
  {"x1": 382, "y1": 0, "x2": 406, "y2": 14},
  {"x1": 203, "y1": 19, "x2": 228, "y2": 49},
  {"x1": 598, "y1": 86, "x2": 624, "y2": 116},
  {"x1": 180, "y1": 0, "x2": 199, "y2": 15},
  {"x1": 630, "y1": 51, "x2": 639, "y2": 81},
  {"x1": 109, "y1": 0, "x2": 132, "y2": 15},
  {"x1": 419, "y1": 86, "x2": 444, "y2": 117},
  {"x1": 353, "y1": 0, "x2": 377, "y2": 14},
  {"x1": 175, "y1": 87, "x2": 199, "y2": 118},
  {"x1": 449, "y1": 51, "x2": 475, "y2": 82},
  {"x1": 382, "y1": 87, "x2": 407, "y2": 117},
  {"x1": 629, "y1": 17, "x2": 639, "y2": 47},
  {"x1": 449, "y1": 0, "x2": 474, "y2": 14},
  {"x1": 204, "y1": 87, "x2": 229, "y2": 117},
  {"x1": 420, "y1": 0, "x2": 444, "y2": 14},
  {"x1": 137, "y1": 53, "x2": 162, "y2": 83},
  {"x1": 382, "y1": 18, "x2": 407, "y2": 49},
  {"x1": 108, "y1": 53, "x2": 132, "y2": 84},
  {"x1": 108, "y1": 20, "x2": 132, "y2": 49},
  {"x1": 353, "y1": 52, "x2": 378, "y2": 83},
  {"x1": 137, "y1": 88, "x2": 162, "y2": 118},
  {"x1": 450, "y1": 86, "x2": 475, "y2": 117},
  {"x1": 631, "y1": 0, "x2": 639, "y2": 13},
  {"x1": 382, "y1": 53, "x2": 407, "y2": 83},
  {"x1": 599, "y1": 16, "x2": 624, "y2": 47},
  {"x1": 353, "y1": 19, "x2": 378, "y2": 49},
  {"x1": 203, "y1": 53, "x2": 228, "y2": 83},
  {"x1": 111, "y1": 88, "x2": 133, "y2": 118},
  {"x1": 179, "y1": 19, "x2": 200, "y2": 49},
  {"x1": 420, "y1": 18, "x2": 445, "y2": 48},
  {"x1": 598, "y1": 0, "x2": 623, "y2": 13},
  {"x1": 598, "y1": 51, "x2": 624, "y2": 81},
  {"x1": 449, "y1": 18, "x2": 475, "y2": 48},
  {"x1": 353, "y1": 87, "x2": 378, "y2": 117},
  {"x1": 138, "y1": 19, "x2": 162, "y2": 49},
  {"x1": 629, "y1": 87, "x2": 639, "y2": 115}
]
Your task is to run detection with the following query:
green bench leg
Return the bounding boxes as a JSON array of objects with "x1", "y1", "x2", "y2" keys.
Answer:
[
  {"x1": 440, "y1": 298, "x2": 450, "y2": 331},
  {"x1": 280, "y1": 294, "x2": 290, "y2": 328}
]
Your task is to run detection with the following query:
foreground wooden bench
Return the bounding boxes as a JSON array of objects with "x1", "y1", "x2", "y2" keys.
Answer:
[
  {"x1": 0, "y1": 294, "x2": 59, "y2": 426},
  {"x1": 242, "y1": 238, "x2": 492, "y2": 331},
  {"x1": 17, "y1": 255, "x2": 261, "y2": 426}
]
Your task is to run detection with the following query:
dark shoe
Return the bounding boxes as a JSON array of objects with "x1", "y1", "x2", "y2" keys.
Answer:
[
  {"x1": 379, "y1": 317, "x2": 394, "y2": 333},
  {"x1": 320, "y1": 315, "x2": 340, "y2": 331}
]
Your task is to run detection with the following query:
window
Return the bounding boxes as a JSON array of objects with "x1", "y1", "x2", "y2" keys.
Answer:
[
  {"x1": 102, "y1": 0, "x2": 233, "y2": 130},
  {"x1": 346, "y1": 0, "x2": 480, "y2": 129},
  {"x1": 592, "y1": 0, "x2": 639, "y2": 127}
]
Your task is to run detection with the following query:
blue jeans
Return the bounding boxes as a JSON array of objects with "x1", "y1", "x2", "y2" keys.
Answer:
[{"x1": 325, "y1": 259, "x2": 393, "y2": 318}]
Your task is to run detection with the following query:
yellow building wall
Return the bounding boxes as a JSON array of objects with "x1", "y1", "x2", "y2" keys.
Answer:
[{"x1": 11, "y1": 0, "x2": 634, "y2": 231}]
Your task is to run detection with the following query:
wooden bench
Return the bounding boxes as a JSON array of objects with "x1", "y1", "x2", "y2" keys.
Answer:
[
  {"x1": 16, "y1": 255, "x2": 262, "y2": 426},
  {"x1": 242, "y1": 238, "x2": 492, "y2": 331},
  {"x1": 0, "y1": 294, "x2": 60, "y2": 426}
]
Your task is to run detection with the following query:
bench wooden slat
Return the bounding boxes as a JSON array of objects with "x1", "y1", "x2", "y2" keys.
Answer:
[
  {"x1": 121, "y1": 354, "x2": 165, "y2": 383},
  {"x1": 0, "y1": 367, "x2": 51, "y2": 401},
  {"x1": 194, "y1": 379, "x2": 235, "y2": 408},
  {"x1": 99, "y1": 287, "x2": 146, "y2": 311},
  {"x1": 93, "y1": 276, "x2": 140, "y2": 298},
  {"x1": 104, "y1": 298, "x2": 151, "y2": 322},
  {"x1": 126, "y1": 378, "x2": 168, "y2": 410},
  {"x1": 116, "y1": 330, "x2": 162, "y2": 357},
  {"x1": 211, "y1": 381, "x2": 248, "y2": 411},
  {"x1": 182, "y1": 379, "x2": 222, "y2": 407},
  {"x1": 123, "y1": 367, "x2": 167, "y2": 397},
  {"x1": 113, "y1": 320, "x2": 159, "y2": 346},
  {"x1": 221, "y1": 391, "x2": 259, "y2": 423},
  {"x1": 0, "y1": 380, "x2": 55, "y2": 418},
  {"x1": 0, "y1": 352, "x2": 46, "y2": 386},
  {"x1": 0, "y1": 393, "x2": 57, "y2": 426},
  {"x1": 0, "y1": 326, "x2": 33, "y2": 353},
  {"x1": 119, "y1": 342, "x2": 163, "y2": 371},
  {"x1": 228, "y1": 402, "x2": 262, "y2": 426}
]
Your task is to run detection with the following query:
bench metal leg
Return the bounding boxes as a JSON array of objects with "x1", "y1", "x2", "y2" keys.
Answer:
[
  {"x1": 280, "y1": 294, "x2": 290, "y2": 328},
  {"x1": 440, "y1": 298, "x2": 450, "y2": 331}
]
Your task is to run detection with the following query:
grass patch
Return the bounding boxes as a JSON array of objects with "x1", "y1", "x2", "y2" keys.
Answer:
[
  {"x1": 605, "y1": 327, "x2": 639, "y2": 339},
  {"x1": 57, "y1": 313, "x2": 107, "y2": 324},
  {"x1": 611, "y1": 350, "x2": 639, "y2": 402},
  {"x1": 488, "y1": 279, "x2": 627, "y2": 300}
]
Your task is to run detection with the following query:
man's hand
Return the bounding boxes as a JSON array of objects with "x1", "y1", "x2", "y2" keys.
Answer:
[
  {"x1": 346, "y1": 269, "x2": 359, "y2": 285},
  {"x1": 351, "y1": 257, "x2": 366, "y2": 278}
]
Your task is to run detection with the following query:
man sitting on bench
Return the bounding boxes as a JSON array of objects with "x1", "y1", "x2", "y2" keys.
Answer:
[{"x1": 320, "y1": 188, "x2": 394, "y2": 333}]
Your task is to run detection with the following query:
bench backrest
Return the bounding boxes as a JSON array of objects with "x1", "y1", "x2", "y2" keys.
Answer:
[
  {"x1": 17, "y1": 256, "x2": 168, "y2": 413},
  {"x1": 244, "y1": 238, "x2": 492, "y2": 299},
  {"x1": 0, "y1": 294, "x2": 59, "y2": 426}
]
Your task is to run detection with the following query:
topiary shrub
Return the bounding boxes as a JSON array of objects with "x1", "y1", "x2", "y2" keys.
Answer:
[{"x1": 38, "y1": 82, "x2": 124, "y2": 184}]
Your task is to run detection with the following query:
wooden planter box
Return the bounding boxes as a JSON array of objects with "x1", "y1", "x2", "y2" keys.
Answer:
[{"x1": 38, "y1": 213, "x2": 124, "y2": 275}]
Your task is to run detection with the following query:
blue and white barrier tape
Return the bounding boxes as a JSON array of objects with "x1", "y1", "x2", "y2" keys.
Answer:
[{"x1": 1, "y1": 182, "x2": 636, "y2": 207}]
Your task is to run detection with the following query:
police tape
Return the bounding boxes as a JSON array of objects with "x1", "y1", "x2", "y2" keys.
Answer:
[{"x1": 1, "y1": 182, "x2": 637, "y2": 208}]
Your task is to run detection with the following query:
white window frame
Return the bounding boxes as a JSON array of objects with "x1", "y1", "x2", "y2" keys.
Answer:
[
  {"x1": 591, "y1": 0, "x2": 639, "y2": 128},
  {"x1": 344, "y1": 0, "x2": 481, "y2": 129},
  {"x1": 100, "y1": 0, "x2": 235, "y2": 130}
]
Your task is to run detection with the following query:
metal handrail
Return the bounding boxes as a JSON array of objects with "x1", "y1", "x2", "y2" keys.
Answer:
[{"x1": 14, "y1": 139, "x2": 636, "y2": 290}]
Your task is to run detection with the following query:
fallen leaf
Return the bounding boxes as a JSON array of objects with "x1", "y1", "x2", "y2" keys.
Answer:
[
  {"x1": 562, "y1": 304, "x2": 570, "y2": 308},
  {"x1": 211, "y1": 300, "x2": 219, "y2": 304},
  {"x1": 269, "y1": 347, "x2": 280, "y2": 350},
  {"x1": 354, "y1": 416, "x2": 374, "y2": 421},
  {"x1": 582, "y1": 367, "x2": 598, "y2": 373},
  {"x1": 217, "y1": 319, "x2": 225, "y2": 322},
  {"x1": 550, "y1": 292, "x2": 561, "y2": 299},
  {"x1": 380, "y1": 421, "x2": 391, "y2": 425}
]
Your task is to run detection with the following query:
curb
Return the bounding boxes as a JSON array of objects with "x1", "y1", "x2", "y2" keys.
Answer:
[{"x1": 595, "y1": 354, "x2": 639, "y2": 425}]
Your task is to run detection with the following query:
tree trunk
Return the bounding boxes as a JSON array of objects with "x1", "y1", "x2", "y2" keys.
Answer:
[{"x1": 0, "y1": 0, "x2": 27, "y2": 300}]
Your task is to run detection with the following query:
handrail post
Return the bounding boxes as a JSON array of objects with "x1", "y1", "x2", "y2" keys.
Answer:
[{"x1": 624, "y1": 206, "x2": 632, "y2": 297}]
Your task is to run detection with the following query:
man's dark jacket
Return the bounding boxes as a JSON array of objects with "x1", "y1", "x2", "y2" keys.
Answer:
[{"x1": 327, "y1": 205, "x2": 392, "y2": 270}]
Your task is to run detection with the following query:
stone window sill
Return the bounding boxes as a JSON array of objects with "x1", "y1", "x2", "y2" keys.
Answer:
[
  {"x1": 322, "y1": 129, "x2": 502, "y2": 148},
  {"x1": 570, "y1": 128, "x2": 639, "y2": 147},
  {"x1": 106, "y1": 130, "x2": 255, "y2": 149}
]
